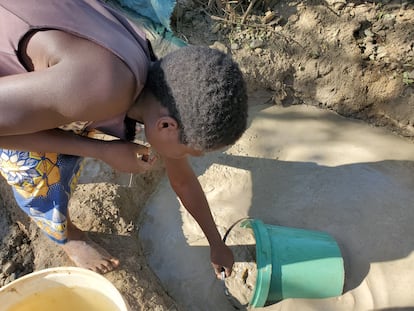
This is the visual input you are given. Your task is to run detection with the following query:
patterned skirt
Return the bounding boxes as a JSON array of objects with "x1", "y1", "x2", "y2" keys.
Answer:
[{"x1": 0, "y1": 150, "x2": 84, "y2": 244}]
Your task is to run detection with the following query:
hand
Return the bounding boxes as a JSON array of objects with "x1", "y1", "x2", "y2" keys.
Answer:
[
  {"x1": 210, "y1": 241, "x2": 234, "y2": 279},
  {"x1": 100, "y1": 140, "x2": 157, "y2": 173}
]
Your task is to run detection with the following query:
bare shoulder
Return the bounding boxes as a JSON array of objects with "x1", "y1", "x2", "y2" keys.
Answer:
[
  {"x1": 26, "y1": 30, "x2": 136, "y2": 121},
  {"x1": 164, "y1": 156, "x2": 195, "y2": 183}
]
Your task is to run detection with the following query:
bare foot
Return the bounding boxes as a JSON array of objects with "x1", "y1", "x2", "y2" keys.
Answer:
[{"x1": 61, "y1": 219, "x2": 119, "y2": 274}]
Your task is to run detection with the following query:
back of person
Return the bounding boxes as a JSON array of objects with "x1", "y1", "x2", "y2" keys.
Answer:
[
  {"x1": 0, "y1": 0, "x2": 153, "y2": 137},
  {"x1": 0, "y1": 0, "x2": 156, "y2": 273},
  {"x1": 0, "y1": 0, "x2": 150, "y2": 82}
]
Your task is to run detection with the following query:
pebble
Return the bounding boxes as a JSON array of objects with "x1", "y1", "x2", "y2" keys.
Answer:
[
  {"x1": 262, "y1": 11, "x2": 277, "y2": 24},
  {"x1": 254, "y1": 48, "x2": 263, "y2": 54},
  {"x1": 210, "y1": 41, "x2": 228, "y2": 54},
  {"x1": 376, "y1": 46, "x2": 388, "y2": 59},
  {"x1": 250, "y1": 39, "x2": 264, "y2": 49},
  {"x1": 334, "y1": 2, "x2": 346, "y2": 11},
  {"x1": 231, "y1": 43, "x2": 240, "y2": 50},
  {"x1": 211, "y1": 23, "x2": 221, "y2": 34},
  {"x1": 364, "y1": 29, "x2": 374, "y2": 37},
  {"x1": 3, "y1": 261, "x2": 16, "y2": 275},
  {"x1": 364, "y1": 42, "x2": 376, "y2": 56}
]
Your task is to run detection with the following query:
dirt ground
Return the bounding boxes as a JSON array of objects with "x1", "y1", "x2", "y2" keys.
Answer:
[{"x1": 0, "y1": 0, "x2": 413, "y2": 310}]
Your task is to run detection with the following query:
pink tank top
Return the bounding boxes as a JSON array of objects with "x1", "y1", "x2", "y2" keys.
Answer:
[{"x1": 0, "y1": 0, "x2": 151, "y2": 139}]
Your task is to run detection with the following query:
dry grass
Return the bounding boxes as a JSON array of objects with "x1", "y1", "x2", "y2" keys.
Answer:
[{"x1": 193, "y1": 0, "x2": 281, "y2": 29}]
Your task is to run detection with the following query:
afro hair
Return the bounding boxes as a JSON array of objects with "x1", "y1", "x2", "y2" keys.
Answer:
[{"x1": 146, "y1": 46, "x2": 248, "y2": 151}]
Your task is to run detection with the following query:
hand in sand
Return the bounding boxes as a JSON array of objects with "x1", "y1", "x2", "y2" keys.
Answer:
[{"x1": 211, "y1": 241, "x2": 234, "y2": 279}]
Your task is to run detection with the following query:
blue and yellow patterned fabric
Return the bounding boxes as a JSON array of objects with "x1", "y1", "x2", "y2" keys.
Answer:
[{"x1": 0, "y1": 150, "x2": 83, "y2": 243}]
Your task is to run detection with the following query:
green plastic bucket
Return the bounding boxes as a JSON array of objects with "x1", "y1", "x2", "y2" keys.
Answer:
[{"x1": 240, "y1": 219, "x2": 344, "y2": 308}]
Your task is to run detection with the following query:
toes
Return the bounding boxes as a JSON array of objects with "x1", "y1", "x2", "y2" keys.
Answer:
[
  {"x1": 95, "y1": 258, "x2": 119, "y2": 274},
  {"x1": 61, "y1": 238, "x2": 119, "y2": 274},
  {"x1": 88, "y1": 265, "x2": 101, "y2": 274},
  {"x1": 110, "y1": 257, "x2": 120, "y2": 268},
  {"x1": 99, "y1": 266, "x2": 108, "y2": 274},
  {"x1": 93, "y1": 263, "x2": 108, "y2": 274}
]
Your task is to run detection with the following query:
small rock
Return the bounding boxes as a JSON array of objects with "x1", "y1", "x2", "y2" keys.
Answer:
[
  {"x1": 310, "y1": 49, "x2": 320, "y2": 59},
  {"x1": 254, "y1": 48, "x2": 263, "y2": 54},
  {"x1": 262, "y1": 11, "x2": 277, "y2": 24},
  {"x1": 382, "y1": 14, "x2": 396, "y2": 28},
  {"x1": 250, "y1": 39, "x2": 264, "y2": 49},
  {"x1": 3, "y1": 261, "x2": 16, "y2": 275},
  {"x1": 376, "y1": 46, "x2": 387, "y2": 59},
  {"x1": 364, "y1": 42, "x2": 376, "y2": 56},
  {"x1": 231, "y1": 43, "x2": 240, "y2": 50},
  {"x1": 211, "y1": 23, "x2": 221, "y2": 34},
  {"x1": 274, "y1": 25, "x2": 283, "y2": 33},
  {"x1": 334, "y1": 1, "x2": 346, "y2": 11},
  {"x1": 209, "y1": 41, "x2": 228, "y2": 54},
  {"x1": 364, "y1": 29, "x2": 374, "y2": 37}
]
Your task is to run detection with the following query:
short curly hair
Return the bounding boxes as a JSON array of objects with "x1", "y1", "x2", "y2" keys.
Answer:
[{"x1": 146, "y1": 46, "x2": 248, "y2": 151}]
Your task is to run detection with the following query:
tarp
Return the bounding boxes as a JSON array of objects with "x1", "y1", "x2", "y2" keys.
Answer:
[
  {"x1": 107, "y1": 0, "x2": 187, "y2": 57},
  {"x1": 114, "y1": 0, "x2": 176, "y2": 30}
]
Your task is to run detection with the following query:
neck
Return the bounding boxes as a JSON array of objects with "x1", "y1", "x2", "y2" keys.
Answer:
[
  {"x1": 127, "y1": 88, "x2": 169, "y2": 125},
  {"x1": 127, "y1": 88, "x2": 151, "y2": 123}
]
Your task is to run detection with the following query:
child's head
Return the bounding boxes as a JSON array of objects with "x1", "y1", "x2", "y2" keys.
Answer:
[{"x1": 146, "y1": 46, "x2": 248, "y2": 152}]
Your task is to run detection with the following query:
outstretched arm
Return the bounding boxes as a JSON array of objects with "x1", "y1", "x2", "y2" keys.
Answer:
[
  {"x1": 164, "y1": 156, "x2": 234, "y2": 278},
  {"x1": 0, "y1": 130, "x2": 154, "y2": 174}
]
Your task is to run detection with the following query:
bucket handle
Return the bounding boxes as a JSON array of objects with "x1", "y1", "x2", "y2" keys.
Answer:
[
  {"x1": 220, "y1": 217, "x2": 253, "y2": 310},
  {"x1": 222, "y1": 217, "x2": 252, "y2": 244}
]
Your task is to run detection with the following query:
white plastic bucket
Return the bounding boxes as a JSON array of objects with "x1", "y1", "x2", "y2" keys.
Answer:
[{"x1": 0, "y1": 267, "x2": 130, "y2": 311}]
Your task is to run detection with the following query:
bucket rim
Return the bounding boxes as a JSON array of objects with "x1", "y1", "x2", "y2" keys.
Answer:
[
  {"x1": 0, "y1": 266, "x2": 130, "y2": 311},
  {"x1": 0, "y1": 267, "x2": 111, "y2": 292}
]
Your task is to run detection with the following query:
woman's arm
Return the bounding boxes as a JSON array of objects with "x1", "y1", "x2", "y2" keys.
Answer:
[
  {"x1": 164, "y1": 156, "x2": 234, "y2": 278},
  {"x1": 0, "y1": 129, "x2": 154, "y2": 173}
]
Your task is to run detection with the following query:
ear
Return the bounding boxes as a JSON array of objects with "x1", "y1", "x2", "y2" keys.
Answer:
[{"x1": 156, "y1": 116, "x2": 179, "y2": 131}]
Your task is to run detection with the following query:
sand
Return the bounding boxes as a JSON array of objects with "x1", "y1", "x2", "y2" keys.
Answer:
[
  {"x1": 222, "y1": 220, "x2": 257, "y2": 308},
  {"x1": 139, "y1": 103, "x2": 414, "y2": 311}
]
